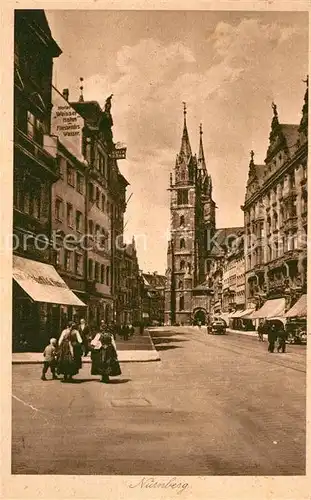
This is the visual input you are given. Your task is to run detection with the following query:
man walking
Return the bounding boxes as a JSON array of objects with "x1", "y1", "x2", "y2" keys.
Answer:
[
  {"x1": 267, "y1": 323, "x2": 277, "y2": 353},
  {"x1": 257, "y1": 320, "x2": 265, "y2": 341},
  {"x1": 277, "y1": 325, "x2": 287, "y2": 353},
  {"x1": 78, "y1": 318, "x2": 90, "y2": 356}
]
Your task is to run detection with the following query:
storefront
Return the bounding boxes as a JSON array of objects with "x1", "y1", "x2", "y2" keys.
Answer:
[{"x1": 13, "y1": 255, "x2": 86, "y2": 351}]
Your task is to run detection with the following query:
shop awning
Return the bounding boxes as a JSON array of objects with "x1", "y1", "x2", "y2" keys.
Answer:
[
  {"x1": 229, "y1": 310, "x2": 245, "y2": 318},
  {"x1": 285, "y1": 294, "x2": 307, "y2": 318},
  {"x1": 13, "y1": 255, "x2": 86, "y2": 307},
  {"x1": 251, "y1": 298, "x2": 286, "y2": 319},
  {"x1": 239, "y1": 308, "x2": 255, "y2": 319}
]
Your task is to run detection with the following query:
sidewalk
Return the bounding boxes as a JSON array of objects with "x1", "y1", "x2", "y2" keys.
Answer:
[{"x1": 12, "y1": 330, "x2": 160, "y2": 364}]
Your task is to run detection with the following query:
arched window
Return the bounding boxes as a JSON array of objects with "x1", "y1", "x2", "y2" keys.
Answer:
[
  {"x1": 180, "y1": 238, "x2": 185, "y2": 249},
  {"x1": 179, "y1": 296, "x2": 184, "y2": 311},
  {"x1": 178, "y1": 280, "x2": 183, "y2": 289},
  {"x1": 180, "y1": 260, "x2": 185, "y2": 270},
  {"x1": 180, "y1": 215, "x2": 185, "y2": 226}
]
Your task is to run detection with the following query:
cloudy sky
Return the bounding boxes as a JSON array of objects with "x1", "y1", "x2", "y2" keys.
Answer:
[{"x1": 46, "y1": 10, "x2": 308, "y2": 274}]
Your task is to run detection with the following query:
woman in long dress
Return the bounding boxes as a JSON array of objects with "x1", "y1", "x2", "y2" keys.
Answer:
[
  {"x1": 57, "y1": 322, "x2": 83, "y2": 382},
  {"x1": 90, "y1": 323, "x2": 121, "y2": 383}
]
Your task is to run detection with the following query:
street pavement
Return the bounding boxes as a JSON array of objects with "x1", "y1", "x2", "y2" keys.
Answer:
[
  {"x1": 12, "y1": 327, "x2": 306, "y2": 475},
  {"x1": 12, "y1": 330, "x2": 160, "y2": 363}
]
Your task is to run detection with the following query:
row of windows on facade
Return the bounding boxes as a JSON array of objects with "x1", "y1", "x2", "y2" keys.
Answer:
[
  {"x1": 56, "y1": 250, "x2": 110, "y2": 285},
  {"x1": 63, "y1": 163, "x2": 122, "y2": 219},
  {"x1": 55, "y1": 199, "x2": 108, "y2": 240},
  {"x1": 14, "y1": 181, "x2": 42, "y2": 219},
  {"x1": 246, "y1": 197, "x2": 307, "y2": 241},
  {"x1": 245, "y1": 168, "x2": 307, "y2": 222},
  {"x1": 246, "y1": 232, "x2": 302, "y2": 269}
]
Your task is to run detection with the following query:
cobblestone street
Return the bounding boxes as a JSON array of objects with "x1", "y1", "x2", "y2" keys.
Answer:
[{"x1": 12, "y1": 328, "x2": 306, "y2": 476}]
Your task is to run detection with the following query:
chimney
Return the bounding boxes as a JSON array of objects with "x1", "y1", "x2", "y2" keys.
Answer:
[{"x1": 62, "y1": 89, "x2": 69, "y2": 101}]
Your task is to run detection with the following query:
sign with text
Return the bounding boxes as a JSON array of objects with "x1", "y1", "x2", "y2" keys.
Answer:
[
  {"x1": 109, "y1": 142, "x2": 127, "y2": 160},
  {"x1": 51, "y1": 87, "x2": 84, "y2": 161}
]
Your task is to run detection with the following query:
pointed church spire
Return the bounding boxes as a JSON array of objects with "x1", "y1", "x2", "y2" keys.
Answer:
[
  {"x1": 198, "y1": 123, "x2": 207, "y2": 171},
  {"x1": 179, "y1": 102, "x2": 192, "y2": 160}
]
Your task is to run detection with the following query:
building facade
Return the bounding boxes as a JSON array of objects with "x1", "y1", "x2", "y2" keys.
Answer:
[
  {"x1": 13, "y1": 10, "x2": 65, "y2": 350},
  {"x1": 68, "y1": 91, "x2": 129, "y2": 328},
  {"x1": 222, "y1": 229, "x2": 245, "y2": 315},
  {"x1": 242, "y1": 82, "x2": 308, "y2": 316},
  {"x1": 12, "y1": 10, "x2": 135, "y2": 351},
  {"x1": 118, "y1": 237, "x2": 141, "y2": 325},
  {"x1": 141, "y1": 272, "x2": 166, "y2": 325}
]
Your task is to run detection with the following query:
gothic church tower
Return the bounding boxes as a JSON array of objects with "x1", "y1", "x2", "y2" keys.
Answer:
[{"x1": 164, "y1": 105, "x2": 216, "y2": 325}]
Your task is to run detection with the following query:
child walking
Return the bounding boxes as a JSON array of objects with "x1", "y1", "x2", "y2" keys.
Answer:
[{"x1": 41, "y1": 338, "x2": 58, "y2": 380}]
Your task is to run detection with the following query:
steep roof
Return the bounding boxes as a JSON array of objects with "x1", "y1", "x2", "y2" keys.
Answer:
[
  {"x1": 142, "y1": 272, "x2": 166, "y2": 289},
  {"x1": 179, "y1": 103, "x2": 192, "y2": 161}
]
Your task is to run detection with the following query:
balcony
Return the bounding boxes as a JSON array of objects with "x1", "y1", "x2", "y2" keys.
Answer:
[{"x1": 14, "y1": 128, "x2": 59, "y2": 178}]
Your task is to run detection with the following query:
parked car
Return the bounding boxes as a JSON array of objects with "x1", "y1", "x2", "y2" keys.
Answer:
[
  {"x1": 286, "y1": 319, "x2": 307, "y2": 344},
  {"x1": 208, "y1": 318, "x2": 227, "y2": 335}
]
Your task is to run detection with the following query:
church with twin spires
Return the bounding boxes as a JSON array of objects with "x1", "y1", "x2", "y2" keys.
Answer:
[{"x1": 164, "y1": 104, "x2": 217, "y2": 325}]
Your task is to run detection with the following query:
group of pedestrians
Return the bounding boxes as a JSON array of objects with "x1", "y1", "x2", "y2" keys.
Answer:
[
  {"x1": 257, "y1": 320, "x2": 288, "y2": 353},
  {"x1": 41, "y1": 318, "x2": 121, "y2": 384}
]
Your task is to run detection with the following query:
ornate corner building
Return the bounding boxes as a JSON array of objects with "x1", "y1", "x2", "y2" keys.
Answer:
[{"x1": 242, "y1": 81, "x2": 308, "y2": 315}]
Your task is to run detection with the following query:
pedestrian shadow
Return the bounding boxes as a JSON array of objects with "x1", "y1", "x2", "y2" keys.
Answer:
[
  {"x1": 155, "y1": 345, "x2": 181, "y2": 351},
  {"x1": 108, "y1": 378, "x2": 131, "y2": 384}
]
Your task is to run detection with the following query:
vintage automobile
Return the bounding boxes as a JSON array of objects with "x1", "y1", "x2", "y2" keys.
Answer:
[
  {"x1": 286, "y1": 319, "x2": 307, "y2": 344},
  {"x1": 208, "y1": 317, "x2": 227, "y2": 335}
]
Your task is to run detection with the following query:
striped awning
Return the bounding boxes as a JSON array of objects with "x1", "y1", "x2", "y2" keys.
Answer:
[
  {"x1": 285, "y1": 294, "x2": 307, "y2": 318},
  {"x1": 251, "y1": 298, "x2": 286, "y2": 319},
  {"x1": 13, "y1": 255, "x2": 86, "y2": 307}
]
